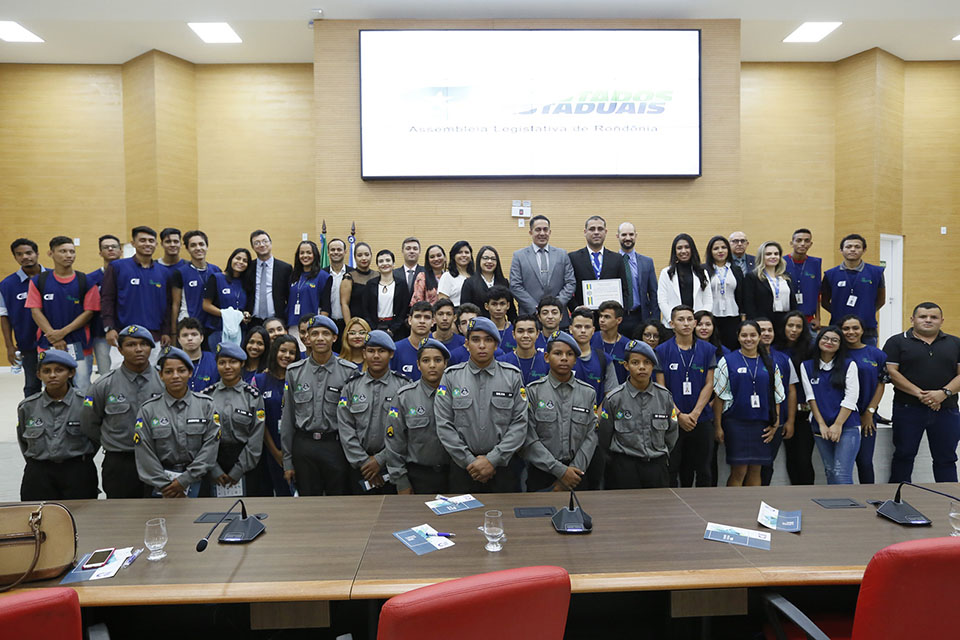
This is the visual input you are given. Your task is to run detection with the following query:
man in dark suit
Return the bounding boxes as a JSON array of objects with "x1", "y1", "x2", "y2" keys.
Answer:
[
  {"x1": 509, "y1": 215, "x2": 576, "y2": 324},
  {"x1": 617, "y1": 222, "x2": 659, "y2": 339},
  {"x1": 392, "y1": 236, "x2": 423, "y2": 311},
  {"x1": 244, "y1": 229, "x2": 293, "y2": 326},
  {"x1": 729, "y1": 231, "x2": 756, "y2": 275},
  {"x1": 568, "y1": 215, "x2": 628, "y2": 313}
]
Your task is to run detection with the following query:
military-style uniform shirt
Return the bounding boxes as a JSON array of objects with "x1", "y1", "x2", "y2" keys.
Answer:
[
  {"x1": 134, "y1": 390, "x2": 219, "y2": 490},
  {"x1": 337, "y1": 369, "x2": 409, "y2": 469},
  {"x1": 435, "y1": 359, "x2": 527, "y2": 469},
  {"x1": 18, "y1": 388, "x2": 96, "y2": 461},
  {"x1": 521, "y1": 373, "x2": 599, "y2": 479},
  {"x1": 202, "y1": 380, "x2": 265, "y2": 482},
  {"x1": 601, "y1": 380, "x2": 679, "y2": 459},
  {"x1": 279, "y1": 354, "x2": 358, "y2": 472},
  {"x1": 385, "y1": 379, "x2": 451, "y2": 491},
  {"x1": 81, "y1": 365, "x2": 163, "y2": 452}
]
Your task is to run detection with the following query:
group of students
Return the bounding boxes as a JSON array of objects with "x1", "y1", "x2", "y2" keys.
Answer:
[{"x1": 5, "y1": 219, "x2": 959, "y2": 500}]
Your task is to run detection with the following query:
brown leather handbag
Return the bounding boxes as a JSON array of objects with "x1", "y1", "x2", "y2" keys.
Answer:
[{"x1": 0, "y1": 502, "x2": 78, "y2": 592}]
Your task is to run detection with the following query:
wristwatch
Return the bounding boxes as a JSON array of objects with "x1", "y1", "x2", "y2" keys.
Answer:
[
  {"x1": 867, "y1": 407, "x2": 876, "y2": 414},
  {"x1": 942, "y1": 388, "x2": 954, "y2": 397}
]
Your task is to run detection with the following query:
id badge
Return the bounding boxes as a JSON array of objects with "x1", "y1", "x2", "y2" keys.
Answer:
[
  {"x1": 682, "y1": 381, "x2": 693, "y2": 396},
  {"x1": 795, "y1": 292, "x2": 803, "y2": 305},
  {"x1": 846, "y1": 295, "x2": 857, "y2": 307},
  {"x1": 294, "y1": 302, "x2": 301, "y2": 315},
  {"x1": 750, "y1": 393, "x2": 761, "y2": 409},
  {"x1": 66, "y1": 343, "x2": 79, "y2": 360}
]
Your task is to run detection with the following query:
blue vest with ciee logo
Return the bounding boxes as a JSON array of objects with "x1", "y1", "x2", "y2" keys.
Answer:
[
  {"x1": 783, "y1": 255, "x2": 822, "y2": 317},
  {"x1": 770, "y1": 348, "x2": 793, "y2": 426},
  {"x1": 174, "y1": 261, "x2": 221, "y2": 327},
  {"x1": 822, "y1": 263, "x2": 885, "y2": 329},
  {"x1": 32, "y1": 271, "x2": 90, "y2": 349},
  {"x1": 724, "y1": 351, "x2": 773, "y2": 422},
  {"x1": 189, "y1": 351, "x2": 220, "y2": 392},
  {"x1": 0, "y1": 268, "x2": 44, "y2": 350},
  {"x1": 206, "y1": 272, "x2": 247, "y2": 332},
  {"x1": 846, "y1": 345, "x2": 887, "y2": 414},
  {"x1": 390, "y1": 338, "x2": 421, "y2": 382},
  {"x1": 109, "y1": 258, "x2": 172, "y2": 332},
  {"x1": 801, "y1": 360, "x2": 859, "y2": 429}
]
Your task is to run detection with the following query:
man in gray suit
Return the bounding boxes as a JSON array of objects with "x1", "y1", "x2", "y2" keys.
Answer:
[{"x1": 509, "y1": 215, "x2": 576, "y2": 324}]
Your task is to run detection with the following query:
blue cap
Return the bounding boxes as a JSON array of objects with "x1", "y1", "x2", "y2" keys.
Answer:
[
  {"x1": 215, "y1": 341, "x2": 247, "y2": 362},
  {"x1": 156, "y1": 346, "x2": 195, "y2": 372},
  {"x1": 466, "y1": 316, "x2": 501, "y2": 344},
  {"x1": 545, "y1": 330, "x2": 581, "y2": 358},
  {"x1": 37, "y1": 349, "x2": 77, "y2": 370},
  {"x1": 117, "y1": 324, "x2": 156, "y2": 348},
  {"x1": 364, "y1": 329, "x2": 396, "y2": 352},
  {"x1": 624, "y1": 339, "x2": 658, "y2": 367},
  {"x1": 417, "y1": 337, "x2": 450, "y2": 360},
  {"x1": 306, "y1": 315, "x2": 339, "y2": 336}
]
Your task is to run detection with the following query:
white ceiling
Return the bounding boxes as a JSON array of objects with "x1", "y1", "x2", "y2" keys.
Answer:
[{"x1": 1, "y1": 0, "x2": 959, "y2": 64}]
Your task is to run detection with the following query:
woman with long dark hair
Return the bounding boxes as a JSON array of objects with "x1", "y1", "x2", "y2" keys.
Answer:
[
  {"x1": 801, "y1": 326, "x2": 861, "y2": 484},
  {"x1": 203, "y1": 248, "x2": 252, "y2": 348},
  {"x1": 713, "y1": 319, "x2": 785, "y2": 486},
  {"x1": 409, "y1": 244, "x2": 446, "y2": 306},
  {"x1": 254, "y1": 334, "x2": 300, "y2": 496},
  {"x1": 775, "y1": 310, "x2": 816, "y2": 485},
  {"x1": 460, "y1": 245, "x2": 513, "y2": 318},
  {"x1": 657, "y1": 233, "x2": 712, "y2": 327},
  {"x1": 241, "y1": 325, "x2": 270, "y2": 384},
  {"x1": 287, "y1": 240, "x2": 330, "y2": 348},
  {"x1": 839, "y1": 314, "x2": 886, "y2": 484},
  {"x1": 703, "y1": 235, "x2": 745, "y2": 350},
  {"x1": 341, "y1": 241, "x2": 375, "y2": 324},
  {"x1": 437, "y1": 240, "x2": 473, "y2": 306}
]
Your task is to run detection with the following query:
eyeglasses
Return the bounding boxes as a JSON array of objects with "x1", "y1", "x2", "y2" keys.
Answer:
[
  {"x1": 252, "y1": 240, "x2": 270, "y2": 247},
  {"x1": 820, "y1": 336, "x2": 841, "y2": 344},
  {"x1": 642, "y1": 333, "x2": 659, "y2": 340}
]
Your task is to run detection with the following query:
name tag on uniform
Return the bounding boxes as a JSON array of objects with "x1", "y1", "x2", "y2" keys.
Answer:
[
  {"x1": 234, "y1": 409, "x2": 252, "y2": 417},
  {"x1": 186, "y1": 418, "x2": 207, "y2": 424},
  {"x1": 653, "y1": 413, "x2": 669, "y2": 419},
  {"x1": 795, "y1": 292, "x2": 803, "y2": 304},
  {"x1": 750, "y1": 394, "x2": 761, "y2": 408},
  {"x1": 572, "y1": 406, "x2": 589, "y2": 414},
  {"x1": 67, "y1": 420, "x2": 81, "y2": 427},
  {"x1": 682, "y1": 381, "x2": 693, "y2": 396},
  {"x1": 846, "y1": 295, "x2": 857, "y2": 307},
  {"x1": 492, "y1": 391, "x2": 514, "y2": 398},
  {"x1": 326, "y1": 385, "x2": 340, "y2": 393}
]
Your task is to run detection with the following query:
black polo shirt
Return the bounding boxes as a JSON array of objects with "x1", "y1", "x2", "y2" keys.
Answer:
[{"x1": 883, "y1": 329, "x2": 960, "y2": 408}]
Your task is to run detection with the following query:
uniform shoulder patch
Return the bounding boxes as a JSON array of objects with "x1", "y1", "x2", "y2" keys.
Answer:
[
  {"x1": 256, "y1": 408, "x2": 265, "y2": 420},
  {"x1": 201, "y1": 383, "x2": 219, "y2": 395},
  {"x1": 498, "y1": 360, "x2": 522, "y2": 374},
  {"x1": 397, "y1": 380, "x2": 419, "y2": 396},
  {"x1": 436, "y1": 384, "x2": 448, "y2": 396},
  {"x1": 345, "y1": 370, "x2": 365, "y2": 384},
  {"x1": 242, "y1": 382, "x2": 260, "y2": 397},
  {"x1": 83, "y1": 395, "x2": 94, "y2": 408}
]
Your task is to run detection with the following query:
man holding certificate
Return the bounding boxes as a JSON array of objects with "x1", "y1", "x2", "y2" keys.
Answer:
[{"x1": 568, "y1": 215, "x2": 627, "y2": 313}]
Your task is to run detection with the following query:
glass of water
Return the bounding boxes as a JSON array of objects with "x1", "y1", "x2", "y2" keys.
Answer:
[
  {"x1": 145, "y1": 518, "x2": 168, "y2": 561},
  {"x1": 483, "y1": 509, "x2": 504, "y2": 552},
  {"x1": 949, "y1": 502, "x2": 960, "y2": 537}
]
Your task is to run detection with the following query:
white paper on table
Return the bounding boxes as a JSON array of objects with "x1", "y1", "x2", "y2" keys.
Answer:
[
  {"x1": 412, "y1": 524, "x2": 455, "y2": 551},
  {"x1": 90, "y1": 547, "x2": 134, "y2": 580},
  {"x1": 757, "y1": 501, "x2": 780, "y2": 529}
]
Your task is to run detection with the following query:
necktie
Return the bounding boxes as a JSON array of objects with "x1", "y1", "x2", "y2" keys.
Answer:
[
  {"x1": 407, "y1": 269, "x2": 415, "y2": 289},
  {"x1": 622, "y1": 254, "x2": 635, "y2": 311},
  {"x1": 258, "y1": 261, "x2": 269, "y2": 317},
  {"x1": 537, "y1": 249, "x2": 548, "y2": 286},
  {"x1": 591, "y1": 252, "x2": 602, "y2": 279}
]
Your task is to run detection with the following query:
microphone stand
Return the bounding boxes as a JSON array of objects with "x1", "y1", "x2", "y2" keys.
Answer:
[
  {"x1": 874, "y1": 482, "x2": 960, "y2": 526},
  {"x1": 196, "y1": 498, "x2": 266, "y2": 551}
]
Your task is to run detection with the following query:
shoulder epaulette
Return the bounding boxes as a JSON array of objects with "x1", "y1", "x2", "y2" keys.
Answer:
[
  {"x1": 286, "y1": 359, "x2": 307, "y2": 371},
  {"x1": 397, "y1": 380, "x2": 420, "y2": 395},
  {"x1": 345, "y1": 370, "x2": 365, "y2": 385},
  {"x1": 18, "y1": 391, "x2": 43, "y2": 408},
  {"x1": 389, "y1": 370, "x2": 411, "y2": 383},
  {"x1": 201, "y1": 382, "x2": 219, "y2": 395},
  {"x1": 242, "y1": 382, "x2": 259, "y2": 397},
  {"x1": 526, "y1": 376, "x2": 549, "y2": 389},
  {"x1": 497, "y1": 360, "x2": 522, "y2": 374}
]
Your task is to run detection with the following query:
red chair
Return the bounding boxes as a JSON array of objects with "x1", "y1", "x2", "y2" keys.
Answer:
[
  {"x1": 764, "y1": 536, "x2": 960, "y2": 639},
  {"x1": 377, "y1": 566, "x2": 571, "y2": 640},
  {"x1": 0, "y1": 587, "x2": 82, "y2": 639}
]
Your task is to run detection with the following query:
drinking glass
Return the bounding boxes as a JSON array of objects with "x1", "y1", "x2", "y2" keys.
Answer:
[
  {"x1": 145, "y1": 518, "x2": 168, "y2": 561},
  {"x1": 483, "y1": 510, "x2": 504, "y2": 552},
  {"x1": 949, "y1": 501, "x2": 960, "y2": 537}
]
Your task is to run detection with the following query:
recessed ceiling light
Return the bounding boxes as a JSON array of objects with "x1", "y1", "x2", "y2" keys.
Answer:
[
  {"x1": 187, "y1": 22, "x2": 241, "y2": 44},
  {"x1": 0, "y1": 21, "x2": 43, "y2": 43},
  {"x1": 783, "y1": 22, "x2": 843, "y2": 43}
]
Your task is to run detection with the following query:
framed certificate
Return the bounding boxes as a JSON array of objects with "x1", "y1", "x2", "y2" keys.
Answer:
[{"x1": 581, "y1": 279, "x2": 623, "y2": 309}]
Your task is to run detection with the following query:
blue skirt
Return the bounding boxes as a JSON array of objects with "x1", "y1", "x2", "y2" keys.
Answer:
[{"x1": 723, "y1": 417, "x2": 776, "y2": 466}]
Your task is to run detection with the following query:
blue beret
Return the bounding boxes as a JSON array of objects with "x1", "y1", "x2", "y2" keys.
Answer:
[
  {"x1": 156, "y1": 346, "x2": 195, "y2": 372},
  {"x1": 37, "y1": 349, "x2": 77, "y2": 370},
  {"x1": 215, "y1": 341, "x2": 247, "y2": 362},
  {"x1": 417, "y1": 337, "x2": 450, "y2": 360},
  {"x1": 624, "y1": 339, "x2": 658, "y2": 367},
  {"x1": 545, "y1": 330, "x2": 581, "y2": 358},
  {"x1": 306, "y1": 315, "x2": 339, "y2": 336},
  {"x1": 466, "y1": 316, "x2": 501, "y2": 344},
  {"x1": 117, "y1": 324, "x2": 156, "y2": 348},
  {"x1": 364, "y1": 329, "x2": 396, "y2": 352}
]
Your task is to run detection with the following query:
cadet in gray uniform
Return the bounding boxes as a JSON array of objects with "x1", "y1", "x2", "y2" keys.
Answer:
[
  {"x1": 435, "y1": 316, "x2": 527, "y2": 493},
  {"x1": 18, "y1": 349, "x2": 98, "y2": 500},
  {"x1": 82, "y1": 324, "x2": 163, "y2": 498},
  {"x1": 202, "y1": 341, "x2": 265, "y2": 497},
  {"x1": 337, "y1": 330, "x2": 409, "y2": 494},
  {"x1": 281, "y1": 315, "x2": 357, "y2": 496},
  {"x1": 134, "y1": 346, "x2": 220, "y2": 498},
  {"x1": 386, "y1": 338, "x2": 452, "y2": 495},
  {"x1": 600, "y1": 340, "x2": 679, "y2": 489},
  {"x1": 521, "y1": 331, "x2": 599, "y2": 492}
]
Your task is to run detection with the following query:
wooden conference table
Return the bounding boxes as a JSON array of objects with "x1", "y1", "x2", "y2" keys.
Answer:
[{"x1": 9, "y1": 484, "x2": 960, "y2": 616}]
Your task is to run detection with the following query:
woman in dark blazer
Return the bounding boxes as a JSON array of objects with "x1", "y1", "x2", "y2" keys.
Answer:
[
  {"x1": 364, "y1": 249, "x2": 410, "y2": 339},
  {"x1": 704, "y1": 235, "x2": 746, "y2": 350},
  {"x1": 743, "y1": 240, "x2": 797, "y2": 329},
  {"x1": 459, "y1": 245, "x2": 516, "y2": 322}
]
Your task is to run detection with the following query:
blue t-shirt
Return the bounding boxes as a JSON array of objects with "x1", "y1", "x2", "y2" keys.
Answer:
[
  {"x1": 591, "y1": 333, "x2": 630, "y2": 384},
  {"x1": 500, "y1": 352, "x2": 549, "y2": 386},
  {"x1": 87, "y1": 268, "x2": 106, "y2": 338},
  {"x1": 189, "y1": 351, "x2": 220, "y2": 392},
  {"x1": 821, "y1": 263, "x2": 885, "y2": 329},
  {"x1": 449, "y1": 344, "x2": 505, "y2": 366},
  {"x1": 655, "y1": 338, "x2": 717, "y2": 421},
  {"x1": 430, "y1": 332, "x2": 465, "y2": 352},
  {"x1": 783, "y1": 255, "x2": 822, "y2": 317},
  {"x1": 254, "y1": 372, "x2": 285, "y2": 446},
  {"x1": 108, "y1": 258, "x2": 173, "y2": 332},
  {"x1": 573, "y1": 349, "x2": 607, "y2": 405},
  {"x1": 499, "y1": 324, "x2": 518, "y2": 352},
  {"x1": 391, "y1": 337, "x2": 421, "y2": 381}
]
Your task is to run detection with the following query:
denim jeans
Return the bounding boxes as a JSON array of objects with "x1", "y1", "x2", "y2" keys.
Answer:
[
  {"x1": 890, "y1": 402, "x2": 960, "y2": 483},
  {"x1": 91, "y1": 336, "x2": 115, "y2": 376},
  {"x1": 814, "y1": 426, "x2": 861, "y2": 484}
]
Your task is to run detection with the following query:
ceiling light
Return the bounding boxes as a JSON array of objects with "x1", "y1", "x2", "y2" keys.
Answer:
[
  {"x1": 783, "y1": 22, "x2": 842, "y2": 43},
  {"x1": 187, "y1": 22, "x2": 242, "y2": 44},
  {"x1": 0, "y1": 21, "x2": 43, "y2": 43}
]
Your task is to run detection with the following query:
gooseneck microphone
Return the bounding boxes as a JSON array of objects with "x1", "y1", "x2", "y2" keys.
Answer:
[
  {"x1": 874, "y1": 482, "x2": 960, "y2": 526},
  {"x1": 196, "y1": 498, "x2": 265, "y2": 551}
]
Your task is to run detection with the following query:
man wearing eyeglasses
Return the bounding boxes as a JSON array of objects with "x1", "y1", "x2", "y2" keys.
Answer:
[
  {"x1": 244, "y1": 230, "x2": 292, "y2": 327},
  {"x1": 728, "y1": 231, "x2": 755, "y2": 275}
]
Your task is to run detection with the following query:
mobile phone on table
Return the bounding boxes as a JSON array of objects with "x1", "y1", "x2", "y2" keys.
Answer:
[{"x1": 82, "y1": 547, "x2": 116, "y2": 570}]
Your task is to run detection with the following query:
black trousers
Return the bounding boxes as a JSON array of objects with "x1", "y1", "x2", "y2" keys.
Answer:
[
  {"x1": 203, "y1": 441, "x2": 266, "y2": 497},
  {"x1": 21, "y1": 455, "x2": 98, "y2": 501},
  {"x1": 21, "y1": 349, "x2": 41, "y2": 398},
  {"x1": 714, "y1": 315, "x2": 741, "y2": 351},
  {"x1": 606, "y1": 451, "x2": 669, "y2": 489},
  {"x1": 526, "y1": 463, "x2": 597, "y2": 493},
  {"x1": 407, "y1": 462, "x2": 450, "y2": 495},
  {"x1": 761, "y1": 427, "x2": 785, "y2": 486},
  {"x1": 448, "y1": 463, "x2": 517, "y2": 494},
  {"x1": 783, "y1": 411, "x2": 815, "y2": 485},
  {"x1": 668, "y1": 419, "x2": 715, "y2": 488},
  {"x1": 102, "y1": 450, "x2": 149, "y2": 499},
  {"x1": 291, "y1": 431, "x2": 349, "y2": 496}
]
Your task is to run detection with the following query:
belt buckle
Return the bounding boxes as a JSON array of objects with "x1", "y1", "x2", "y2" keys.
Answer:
[{"x1": 312, "y1": 432, "x2": 324, "y2": 440}]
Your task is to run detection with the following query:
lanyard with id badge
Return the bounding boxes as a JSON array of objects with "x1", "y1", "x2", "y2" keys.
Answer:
[
  {"x1": 838, "y1": 271, "x2": 858, "y2": 308},
  {"x1": 740, "y1": 352, "x2": 763, "y2": 409},
  {"x1": 678, "y1": 345, "x2": 695, "y2": 396}
]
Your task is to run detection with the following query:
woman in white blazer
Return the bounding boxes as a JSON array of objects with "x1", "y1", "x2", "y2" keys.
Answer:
[{"x1": 658, "y1": 233, "x2": 714, "y2": 327}]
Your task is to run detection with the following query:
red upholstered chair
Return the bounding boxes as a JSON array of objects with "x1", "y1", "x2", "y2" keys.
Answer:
[
  {"x1": 377, "y1": 565, "x2": 571, "y2": 640},
  {"x1": 0, "y1": 587, "x2": 82, "y2": 639},
  {"x1": 764, "y1": 536, "x2": 960, "y2": 640}
]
